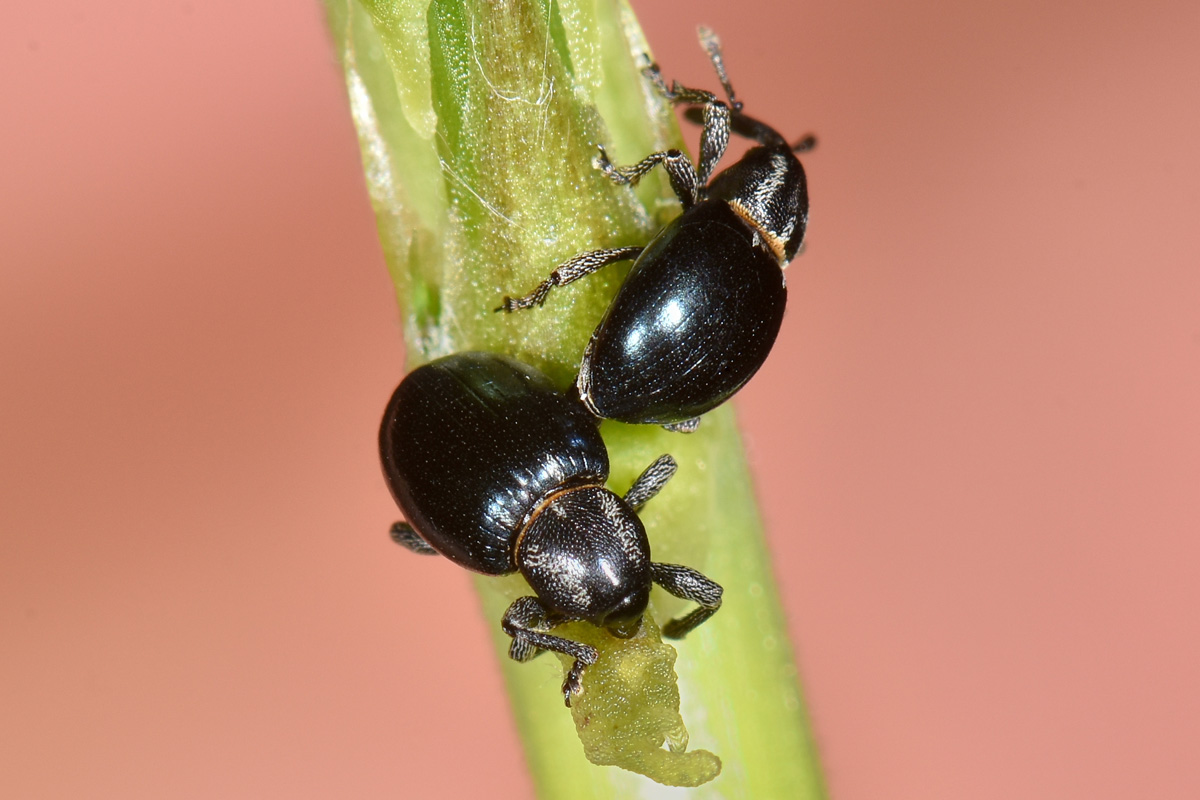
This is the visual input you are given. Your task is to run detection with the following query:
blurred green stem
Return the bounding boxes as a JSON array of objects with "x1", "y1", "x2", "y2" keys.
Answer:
[{"x1": 323, "y1": 0, "x2": 826, "y2": 795}]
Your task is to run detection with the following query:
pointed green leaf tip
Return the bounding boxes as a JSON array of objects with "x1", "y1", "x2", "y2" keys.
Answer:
[{"x1": 324, "y1": 0, "x2": 827, "y2": 794}]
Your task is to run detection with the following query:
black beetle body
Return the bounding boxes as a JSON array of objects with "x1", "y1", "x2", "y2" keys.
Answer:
[
  {"x1": 577, "y1": 199, "x2": 786, "y2": 424},
  {"x1": 499, "y1": 28, "x2": 813, "y2": 430},
  {"x1": 380, "y1": 352, "x2": 723, "y2": 705},
  {"x1": 380, "y1": 351, "x2": 608, "y2": 576}
]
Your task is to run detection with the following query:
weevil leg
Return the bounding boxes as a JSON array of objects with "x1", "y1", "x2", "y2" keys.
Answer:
[
  {"x1": 622, "y1": 454, "x2": 678, "y2": 512},
  {"x1": 792, "y1": 133, "x2": 817, "y2": 153},
  {"x1": 682, "y1": 106, "x2": 793, "y2": 150},
  {"x1": 697, "y1": 26, "x2": 742, "y2": 111},
  {"x1": 693, "y1": 99, "x2": 732, "y2": 185},
  {"x1": 389, "y1": 522, "x2": 439, "y2": 555},
  {"x1": 675, "y1": 29, "x2": 804, "y2": 158},
  {"x1": 650, "y1": 562, "x2": 724, "y2": 638},
  {"x1": 506, "y1": 603, "x2": 555, "y2": 663},
  {"x1": 496, "y1": 246, "x2": 643, "y2": 312},
  {"x1": 508, "y1": 635, "x2": 544, "y2": 662},
  {"x1": 595, "y1": 146, "x2": 700, "y2": 209},
  {"x1": 502, "y1": 596, "x2": 599, "y2": 707},
  {"x1": 661, "y1": 417, "x2": 701, "y2": 434},
  {"x1": 642, "y1": 62, "x2": 731, "y2": 185}
]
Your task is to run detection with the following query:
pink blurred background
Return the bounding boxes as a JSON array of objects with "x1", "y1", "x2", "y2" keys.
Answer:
[{"x1": 3, "y1": 1, "x2": 1198, "y2": 797}]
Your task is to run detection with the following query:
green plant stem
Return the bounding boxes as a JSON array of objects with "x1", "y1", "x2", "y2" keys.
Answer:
[{"x1": 324, "y1": 0, "x2": 826, "y2": 795}]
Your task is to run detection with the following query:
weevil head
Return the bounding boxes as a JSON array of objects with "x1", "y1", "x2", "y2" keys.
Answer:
[
  {"x1": 516, "y1": 485, "x2": 651, "y2": 636},
  {"x1": 708, "y1": 143, "x2": 810, "y2": 266}
]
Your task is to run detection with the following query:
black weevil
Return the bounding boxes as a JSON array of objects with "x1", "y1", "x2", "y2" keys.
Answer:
[
  {"x1": 499, "y1": 28, "x2": 814, "y2": 432},
  {"x1": 380, "y1": 351, "x2": 723, "y2": 706}
]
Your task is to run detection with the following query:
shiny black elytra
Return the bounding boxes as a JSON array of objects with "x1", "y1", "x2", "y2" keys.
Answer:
[
  {"x1": 379, "y1": 352, "x2": 723, "y2": 706},
  {"x1": 499, "y1": 28, "x2": 813, "y2": 432}
]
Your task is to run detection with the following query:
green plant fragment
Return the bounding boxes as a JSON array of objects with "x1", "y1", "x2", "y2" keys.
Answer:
[{"x1": 556, "y1": 616, "x2": 722, "y2": 787}]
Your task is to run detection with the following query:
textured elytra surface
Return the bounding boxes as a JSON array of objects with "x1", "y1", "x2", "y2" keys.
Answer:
[{"x1": 380, "y1": 353, "x2": 608, "y2": 574}]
